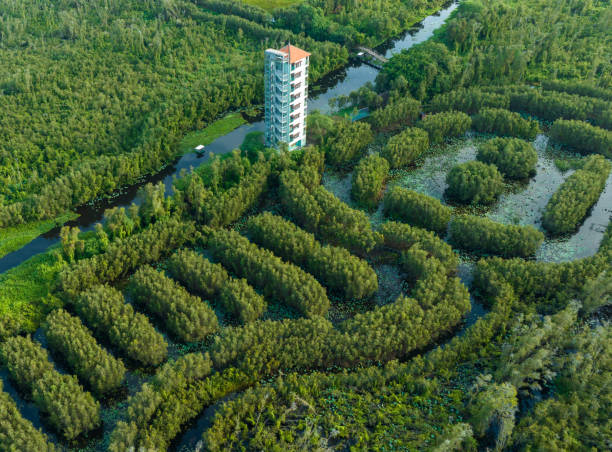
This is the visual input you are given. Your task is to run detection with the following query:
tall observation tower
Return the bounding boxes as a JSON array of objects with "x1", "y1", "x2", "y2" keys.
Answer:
[{"x1": 264, "y1": 44, "x2": 310, "y2": 150}]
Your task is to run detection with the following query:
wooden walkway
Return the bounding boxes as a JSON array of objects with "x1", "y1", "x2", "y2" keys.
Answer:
[{"x1": 357, "y1": 46, "x2": 389, "y2": 64}]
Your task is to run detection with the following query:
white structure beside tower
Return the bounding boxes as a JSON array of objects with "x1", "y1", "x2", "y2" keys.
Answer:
[{"x1": 264, "y1": 44, "x2": 310, "y2": 150}]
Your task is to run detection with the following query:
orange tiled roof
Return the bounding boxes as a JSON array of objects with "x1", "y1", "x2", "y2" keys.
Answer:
[{"x1": 279, "y1": 44, "x2": 310, "y2": 63}]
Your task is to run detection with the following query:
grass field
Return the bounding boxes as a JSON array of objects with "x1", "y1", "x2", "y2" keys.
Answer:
[
  {"x1": 178, "y1": 113, "x2": 246, "y2": 154},
  {"x1": 242, "y1": 0, "x2": 303, "y2": 11},
  {"x1": 0, "y1": 212, "x2": 78, "y2": 259},
  {"x1": 0, "y1": 249, "x2": 65, "y2": 333}
]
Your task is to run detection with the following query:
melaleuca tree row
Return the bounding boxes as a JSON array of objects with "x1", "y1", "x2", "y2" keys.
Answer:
[
  {"x1": 0, "y1": 380, "x2": 58, "y2": 452},
  {"x1": 370, "y1": 96, "x2": 421, "y2": 130},
  {"x1": 542, "y1": 155, "x2": 611, "y2": 235},
  {"x1": 472, "y1": 108, "x2": 540, "y2": 140},
  {"x1": 44, "y1": 309, "x2": 126, "y2": 396},
  {"x1": 508, "y1": 89, "x2": 612, "y2": 130},
  {"x1": 109, "y1": 354, "x2": 250, "y2": 452},
  {"x1": 445, "y1": 161, "x2": 504, "y2": 205},
  {"x1": 417, "y1": 110, "x2": 471, "y2": 144},
  {"x1": 429, "y1": 87, "x2": 510, "y2": 114},
  {"x1": 167, "y1": 249, "x2": 266, "y2": 323},
  {"x1": 351, "y1": 154, "x2": 389, "y2": 208},
  {"x1": 476, "y1": 137, "x2": 538, "y2": 180},
  {"x1": 74, "y1": 285, "x2": 168, "y2": 366},
  {"x1": 176, "y1": 160, "x2": 271, "y2": 227},
  {"x1": 383, "y1": 186, "x2": 451, "y2": 235},
  {"x1": 127, "y1": 266, "x2": 219, "y2": 342},
  {"x1": 322, "y1": 119, "x2": 374, "y2": 166},
  {"x1": 380, "y1": 221, "x2": 458, "y2": 274},
  {"x1": 207, "y1": 229, "x2": 330, "y2": 317},
  {"x1": 541, "y1": 80, "x2": 612, "y2": 102},
  {"x1": 473, "y1": 221, "x2": 612, "y2": 310},
  {"x1": 549, "y1": 119, "x2": 612, "y2": 158},
  {"x1": 209, "y1": 316, "x2": 336, "y2": 372},
  {"x1": 381, "y1": 127, "x2": 429, "y2": 168},
  {"x1": 279, "y1": 170, "x2": 382, "y2": 253},
  {"x1": 246, "y1": 213, "x2": 378, "y2": 300},
  {"x1": 60, "y1": 217, "x2": 198, "y2": 297},
  {"x1": 449, "y1": 215, "x2": 544, "y2": 258},
  {"x1": 0, "y1": 336, "x2": 100, "y2": 440}
]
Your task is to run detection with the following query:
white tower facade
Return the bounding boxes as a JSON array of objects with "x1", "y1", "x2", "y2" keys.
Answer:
[{"x1": 264, "y1": 44, "x2": 310, "y2": 150}]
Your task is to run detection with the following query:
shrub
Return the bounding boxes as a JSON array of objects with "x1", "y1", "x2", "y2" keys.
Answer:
[
  {"x1": 449, "y1": 215, "x2": 544, "y2": 258},
  {"x1": 370, "y1": 96, "x2": 421, "y2": 130},
  {"x1": 219, "y1": 278, "x2": 266, "y2": 324},
  {"x1": 418, "y1": 111, "x2": 471, "y2": 144},
  {"x1": 323, "y1": 119, "x2": 374, "y2": 166},
  {"x1": 541, "y1": 79, "x2": 612, "y2": 102},
  {"x1": 44, "y1": 309, "x2": 126, "y2": 396},
  {"x1": 476, "y1": 137, "x2": 538, "y2": 179},
  {"x1": 59, "y1": 218, "x2": 198, "y2": 297},
  {"x1": 429, "y1": 88, "x2": 510, "y2": 114},
  {"x1": 542, "y1": 155, "x2": 611, "y2": 235},
  {"x1": 247, "y1": 212, "x2": 378, "y2": 300},
  {"x1": 549, "y1": 119, "x2": 612, "y2": 158},
  {"x1": 0, "y1": 380, "x2": 58, "y2": 451},
  {"x1": 167, "y1": 249, "x2": 228, "y2": 299},
  {"x1": 380, "y1": 221, "x2": 458, "y2": 273},
  {"x1": 351, "y1": 154, "x2": 390, "y2": 208},
  {"x1": 445, "y1": 161, "x2": 504, "y2": 205},
  {"x1": 207, "y1": 229, "x2": 330, "y2": 317},
  {"x1": 279, "y1": 170, "x2": 382, "y2": 253},
  {"x1": 383, "y1": 186, "x2": 451, "y2": 235},
  {"x1": 128, "y1": 266, "x2": 219, "y2": 342},
  {"x1": 381, "y1": 127, "x2": 429, "y2": 168},
  {"x1": 472, "y1": 108, "x2": 539, "y2": 140},
  {"x1": 74, "y1": 285, "x2": 168, "y2": 366},
  {"x1": 0, "y1": 336, "x2": 100, "y2": 440}
]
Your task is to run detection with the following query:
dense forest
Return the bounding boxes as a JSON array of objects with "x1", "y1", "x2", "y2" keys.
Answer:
[{"x1": 0, "y1": 0, "x2": 611, "y2": 451}]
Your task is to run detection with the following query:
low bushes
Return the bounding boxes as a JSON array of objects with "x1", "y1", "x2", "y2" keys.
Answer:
[
  {"x1": 351, "y1": 154, "x2": 389, "y2": 208},
  {"x1": 418, "y1": 110, "x2": 472, "y2": 144},
  {"x1": 370, "y1": 96, "x2": 421, "y2": 130},
  {"x1": 280, "y1": 170, "x2": 382, "y2": 253},
  {"x1": 323, "y1": 119, "x2": 374, "y2": 166},
  {"x1": 59, "y1": 218, "x2": 198, "y2": 297},
  {"x1": 74, "y1": 285, "x2": 168, "y2": 366},
  {"x1": 44, "y1": 309, "x2": 126, "y2": 396},
  {"x1": 542, "y1": 155, "x2": 611, "y2": 235},
  {"x1": 207, "y1": 229, "x2": 330, "y2": 317},
  {"x1": 168, "y1": 249, "x2": 264, "y2": 323},
  {"x1": 445, "y1": 161, "x2": 504, "y2": 205},
  {"x1": 383, "y1": 186, "x2": 452, "y2": 235},
  {"x1": 0, "y1": 336, "x2": 100, "y2": 440},
  {"x1": 381, "y1": 127, "x2": 429, "y2": 168},
  {"x1": 0, "y1": 380, "x2": 57, "y2": 451},
  {"x1": 128, "y1": 266, "x2": 219, "y2": 342},
  {"x1": 449, "y1": 215, "x2": 544, "y2": 258},
  {"x1": 549, "y1": 119, "x2": 612, "y2": 158},
  {"x1": 476, "y1": 137, "x2": 538, "y2": 180},
  {"x1": 247, "y1": 212, "x2": 378, "y2": 300},
  {"x1": 472, "y1": 108, "x2": 539, "y2": 140}
]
